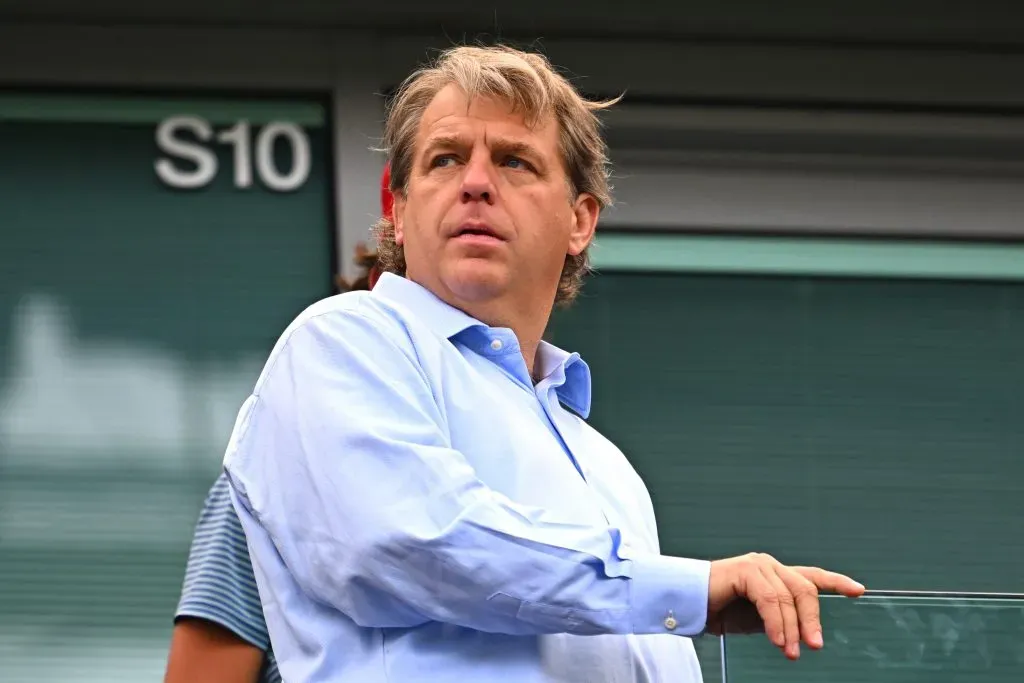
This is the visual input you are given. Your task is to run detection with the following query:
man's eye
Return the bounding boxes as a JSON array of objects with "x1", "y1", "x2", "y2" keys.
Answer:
[
  {"x1": 431, "y1": 155, "x2": 456, "y2": 168},
  {"x1": 503, "y1": 157, "x2": 526, "y2": 170}
]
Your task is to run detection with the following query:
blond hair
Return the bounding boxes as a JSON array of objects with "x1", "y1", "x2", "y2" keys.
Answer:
[{"x1": 373, "y1": 44, "x2": 620, "y2": 306}]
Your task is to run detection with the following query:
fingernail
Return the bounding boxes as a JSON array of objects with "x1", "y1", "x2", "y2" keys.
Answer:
[
  {"x1": 810, "y1": 631, "x2": 823, "y2": 648},
  {"x1": 854, "y1": 581, "x2": 866, "y2": 591}
]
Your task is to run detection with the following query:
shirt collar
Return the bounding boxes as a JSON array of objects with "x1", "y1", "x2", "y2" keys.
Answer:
[
  {"x1": 372, "y1": 273, "x2": 592, "y2": 418},
  {"x1": 535, "y1": 342, "x2": 593, "y2": 419}
]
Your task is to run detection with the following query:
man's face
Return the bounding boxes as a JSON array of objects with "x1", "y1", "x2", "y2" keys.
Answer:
[{"x1": 393, "y1": 84, "x2": 598, "y2": 314}]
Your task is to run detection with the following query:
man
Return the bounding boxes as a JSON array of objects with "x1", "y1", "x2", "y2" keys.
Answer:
[
  {"x1": 223, "y1": 44, "x2": 865, "y2": 683},
  {"x1": 163, "y1": 182, "x2": 387, "y2": 683}
]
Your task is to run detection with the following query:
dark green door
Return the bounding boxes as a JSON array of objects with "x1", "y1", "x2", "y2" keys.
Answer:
[
  {"x1": 549, "y1": 268, "x2": 1024, "y2": 682},
  {"x1": 0, "y1": 92, "x2": 334, "y2": 681}
]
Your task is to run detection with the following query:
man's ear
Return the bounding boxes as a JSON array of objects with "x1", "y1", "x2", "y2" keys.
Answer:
[
  {"x1": 567, "y1": 193, "x2": 600, "y2": 256},
  {"x1": 393, "y1": 193, "x2": 407, "y2": 246}
]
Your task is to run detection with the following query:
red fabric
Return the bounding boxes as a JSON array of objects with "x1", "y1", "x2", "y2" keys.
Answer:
[
  {"x1": 380, "y1": 162, "x2": 394, "y2": 221},
  {"x1": 369, "y1": 162, "x2": 392, "y2": 290}
]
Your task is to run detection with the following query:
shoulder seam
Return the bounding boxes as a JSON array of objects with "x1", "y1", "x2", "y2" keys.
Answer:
[{"x1": 256, "y1": 301, "x2": 429, "y2": 400}]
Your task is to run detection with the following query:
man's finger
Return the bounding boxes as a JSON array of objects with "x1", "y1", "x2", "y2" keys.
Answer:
[
  {"x1": 779, "y1": 568, "x2": 824, "y2": 649},
  {"x1": 794, "y1": 567, "x2": 866, "y2": 597},
  {"x1": 745, "y1": 565, "x2": 786, "y2": 650},
  {"x1": 763, "y1": 567, "x2": 800, "y2": 659}
]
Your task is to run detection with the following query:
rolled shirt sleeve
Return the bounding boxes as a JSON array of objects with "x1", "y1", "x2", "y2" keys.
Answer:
[{"x1": 224, "y1": 307, "x2": 710, "y2": 639}]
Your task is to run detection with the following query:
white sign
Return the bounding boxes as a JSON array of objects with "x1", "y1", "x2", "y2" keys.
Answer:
[{"x1": 154, "y1": 116, "x2": 312, "y2": 192}]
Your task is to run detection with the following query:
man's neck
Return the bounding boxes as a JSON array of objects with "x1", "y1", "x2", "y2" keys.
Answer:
[{"x1": 456, "y1": 297, "x2": 551, "y2": 379}]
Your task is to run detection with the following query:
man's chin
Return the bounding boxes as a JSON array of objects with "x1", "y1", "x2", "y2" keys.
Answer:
[{"x1": 442, "y1": 261, "x2": 511, "y2": 303}]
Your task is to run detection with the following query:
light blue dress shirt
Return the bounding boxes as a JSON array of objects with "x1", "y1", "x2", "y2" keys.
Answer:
[{"x1": 224, "y1": 273, "x2": 711, "y2": 683}]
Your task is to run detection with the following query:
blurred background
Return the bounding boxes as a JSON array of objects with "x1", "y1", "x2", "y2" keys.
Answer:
[{"x1": 1, "y1": 1, "x2": 1023, "y2": 681}]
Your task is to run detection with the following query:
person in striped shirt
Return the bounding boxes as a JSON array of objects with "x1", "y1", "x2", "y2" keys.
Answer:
[
  {"x1": 162, "y1": 167, "x2": 389, "y2": 683},
  {"x1": 165, "y1": 473, "x2": 282, "y2": 683}
]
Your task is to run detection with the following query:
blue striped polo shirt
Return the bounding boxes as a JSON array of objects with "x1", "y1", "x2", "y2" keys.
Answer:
[{"x1": 175, "y1": 472, "x2": 281, "y2": 683}]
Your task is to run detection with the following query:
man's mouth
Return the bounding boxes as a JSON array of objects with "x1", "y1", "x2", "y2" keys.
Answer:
[{"x1": 453, "y1": 224, "x2": 505, "y2": 242}]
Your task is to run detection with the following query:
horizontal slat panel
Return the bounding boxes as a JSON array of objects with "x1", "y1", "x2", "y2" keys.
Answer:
[{"x1": 600, "y1": 159, "x2": 1024, "y2": 237}]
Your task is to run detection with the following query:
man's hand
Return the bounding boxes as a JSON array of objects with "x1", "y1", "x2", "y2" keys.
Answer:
[{"x1": 705, "y1": 553, "x2": 865, "y2": 660}]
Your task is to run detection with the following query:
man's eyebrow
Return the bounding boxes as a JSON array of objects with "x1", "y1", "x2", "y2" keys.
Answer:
[
  {"x1": 490, "y1": 138, "x2": 543, "y2": 160},
  {"x1": 419, "y1": 134, "x2": 548, "y2": 172},
  {"x1": 421, "y1": 134, "x2": 468, "y2": 154}
]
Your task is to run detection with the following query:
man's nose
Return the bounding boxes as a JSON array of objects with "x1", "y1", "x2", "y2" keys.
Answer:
[{"x1": 460, "y1": 155, "x2": 495, "y2": 205}]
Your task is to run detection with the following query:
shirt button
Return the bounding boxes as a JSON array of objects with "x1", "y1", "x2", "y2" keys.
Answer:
[
  {"x1": 663, "y1": 614, "x2": 678, "y2": 631},
  {"x1": 490, "y1": 339, "x2": 503, "y2": 351}
]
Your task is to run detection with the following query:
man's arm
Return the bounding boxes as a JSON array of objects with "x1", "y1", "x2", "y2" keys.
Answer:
[
  {"x1": 164, "y1": 619, "x2": 265, "y2": 683},
  {"x1": 226, "y1": 309, "x2": 710, "y2": 639},
  {"x1": 165, "y1": 474, "x2": 273, "y2": 683}
]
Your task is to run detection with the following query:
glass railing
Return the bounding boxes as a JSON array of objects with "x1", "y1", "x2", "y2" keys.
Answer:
[{"x1": 719, "y1": 591, "x2": 1024, "y2": 683}]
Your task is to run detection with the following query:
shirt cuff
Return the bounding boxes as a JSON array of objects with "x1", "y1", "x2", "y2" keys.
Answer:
[{"x1": 629, "y1": 555, "x2": 711, "y2": 637}]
